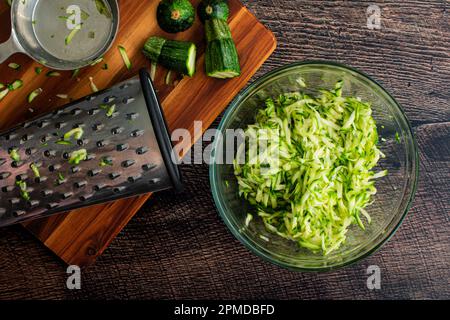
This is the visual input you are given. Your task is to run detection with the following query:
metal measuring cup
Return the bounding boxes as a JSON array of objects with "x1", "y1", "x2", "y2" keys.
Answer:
[{"x1": 0, "y1": 0, "x2": 119, "y2": 70}]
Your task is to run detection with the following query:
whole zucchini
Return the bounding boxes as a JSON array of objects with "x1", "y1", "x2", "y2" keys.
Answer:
[
  {"x1": 198, "y1": 0, "x2": 230, "y2": 23},
  {"x1": 157, "y1": 0, "x2": 195, "y2": 33},
  {"x1": 204, "y1": 19, "x2": 240, "y2": 78},
  {"x1": 143, "y1": 36, "x2": 197, "y2": 77}
]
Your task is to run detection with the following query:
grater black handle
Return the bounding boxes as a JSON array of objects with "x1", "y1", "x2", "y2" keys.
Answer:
[{"x1": 139, "y1": 69, "x2": 183, "y2": 193}]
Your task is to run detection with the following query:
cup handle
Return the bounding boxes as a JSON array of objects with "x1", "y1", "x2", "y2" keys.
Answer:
[{"x1": 0, "y1": 36, "x2": 20, "y2": 64}]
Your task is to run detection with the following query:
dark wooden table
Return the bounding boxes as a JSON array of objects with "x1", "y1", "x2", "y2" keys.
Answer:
[{"x1": 0, "y1": 0, "x2": 448, "y2": 300}]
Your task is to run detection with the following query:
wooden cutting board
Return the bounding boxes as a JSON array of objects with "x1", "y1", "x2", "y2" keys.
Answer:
[{"x1": 0, "y1": 0, "x2": 276, "y2": 266}]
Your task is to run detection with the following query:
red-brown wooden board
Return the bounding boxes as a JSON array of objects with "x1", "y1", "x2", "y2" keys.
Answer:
[{"x1": 0, "y1": 0, "x2": 276, "y2": 266}]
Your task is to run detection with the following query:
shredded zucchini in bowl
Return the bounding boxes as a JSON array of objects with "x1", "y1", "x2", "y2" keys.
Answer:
[{"x1": 233, "y1": 81, "x2": 387, "y2": 255}]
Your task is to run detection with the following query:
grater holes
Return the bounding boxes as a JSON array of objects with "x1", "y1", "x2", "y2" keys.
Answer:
[
  {"x1": 21, "y1": 133, "x2": 34, "y2": 142},
  {"x1": 123, "y1": 97, "x2": 135, "y2": 104},
  {"x1": 38, "y1": 120, "x2": 51, "y2": 128},
  {"x1": 71, "y1": 166, "x2": 81, "y2": 174},
  {"x1": 0, "y1": 158, "x2": 6, "y2": 167},
  {"x1": 128, "y1": 174, "x2": 142, "y2": 183},
  {"x1": 47, "y1": 203, "x2": 59, "y2": 210},
  {"x1": 149, "y1": 178, "x2": 161, "y2": 185},
  {"x1": 80, "y1": 194, "x2": 93, "y2": 201},
  {"x1": 42, "y1": 189, "x2": 53, "y2": 197},
  {"x1": 88, "y1": 169, "x2": 102, "y2": 177},
  {"x1": 2, "y1": 186, "x2": 14, "y2": 193},
  {"x1": 56, "y1": 177, "x2": 67, "y2": 186},
  {"x1": 9, "y1": 198, "x2": 20, "y2": 205},
  {"x1": 93, "y1": 123, "x2": 105, "y2": 131},
  {"x1": 53, "y1": 109, "x2": 64, "y2": 116},
  {"x1": 136, "y1": 147, "x2": 149, "y2": 155},
  {"x1": 113, "y1": 186, "x2": 126, "y2": 193},
  {"x1": 13, "y1": 210, "x2": 26, "y2": 217},
  {"x1": 104, "y1": 96, "x2": 116, "y2": 103},
  {"x1": 131, "y1": 129, "x2": 145, "y2": 138},
  {"x1": 71, "y1": 108, "x2": 83, "y2": 116},
  {"x1": 86, "y1": 154, "x2": 96, "y2": 161},
  {"x1": 61, "y1": 192, "x2": 73, "y2": 200},
  {"x1": 88, "y1": 108, "x2": 101, "y2": 116},
  {"x1": 40, "y1": 135, "x2": 52, "y2": 143},
  {"x1": 122, "y1": 160, "x2": 135, "y2": 168},
  {"x1": 26, "y1": 148, "x2": 38, "y2": 156},
  {"x1": 35, "y1": 176, "x2": 48, "y2": 184},
  {"x1": 44, "y1": 150, "x2": 57, "y2": 158},
  {"x1": 77, "y1": 139, "x2": 89, "y2": 146},
  {"x1": 126, "y1": 113, "x2": 139, "y2": 121},
  {"x1": 55, "y1": 122, "x2": 67, "y2": 129},
  {"x1": 5, "y1": 133, "x2": 18, "y2": 141},
  {"x1": 119, "y1": 83, "x2": 131, "y2": 90},
  {"x1": 94, "y1": 184, "x2": 107, "y2": 191},
  {"x1": 97, "y1": 140, "x2": 109, "y2": 148},
  {"x1": 111, "y1": 127, "x2": 125, "y2": 135},
  {"x1": 27, "y1": 200, "x2": 40, "y2": 208},
  {"x1": 48, "y1": 164, "x2": 61, "y2": 172},
  {"x1": 116, "y1": 143, "x2": 129, "y2": 152},
  {"x1": 109, "y1": 172, "x2": 121, "y2": 180},
  {"x1": 22, "y1": 122, "x2": 32, "y2": 128},
  {"x1": 109, "y1": 111, "x2": 120, "y2": 119},
  {"x1": 11, "y1": 161, "x2": 24, "y2": 168},
  {"x1": 63, "y1": 152, "x2": 70, "y2": 160},
  {"x1": 142, "y1": 163, "x2": 157, "y2": 171},
  {"x1": 0, "y1": 172, "x2": 11, "y2": 180},
  {"x1": 15, "y1": 174, "x2": 28, "y2": 182},
  {"x1": 74, "y1": 181, "x2": 87, "y2": 189}
]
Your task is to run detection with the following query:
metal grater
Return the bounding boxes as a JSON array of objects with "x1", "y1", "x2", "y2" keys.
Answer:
[{"x1": 0, "y1": 69, "x2": 182, "y2": 227}]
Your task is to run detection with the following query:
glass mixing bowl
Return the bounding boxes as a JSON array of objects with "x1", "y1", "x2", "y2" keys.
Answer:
[{"x1": 210, "y1": 61, "x2": 419, "y2": 271}]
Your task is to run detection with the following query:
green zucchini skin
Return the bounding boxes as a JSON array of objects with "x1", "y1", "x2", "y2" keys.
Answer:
[
  {"x1": 198, "y1": 0, "x2": 230, "y2": 23},
  {"x1": 205, "y1": 38, "x2": 240, "y2": 78},
  {"x1": 157, "y1": 0, "x2": 195, "y2": 33},
  {"x1": 204, "y1": 19, "x2": 240, "y2": 78},
  {"x1": 143, "y1": 36, "x2": 197, "y2": 77}
]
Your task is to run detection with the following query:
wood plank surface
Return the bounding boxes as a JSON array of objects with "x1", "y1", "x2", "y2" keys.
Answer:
[
  {"x1": 0, "y1": 0, "x2": 276, "y2": 266},
  {"x1": 0, "y1": 0, "x2": 448, "y2": 300}
]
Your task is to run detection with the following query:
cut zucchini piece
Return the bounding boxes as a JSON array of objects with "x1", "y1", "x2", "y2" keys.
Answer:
[
  {"x1": 30, "y1": 164, "x2": 41, "y2": 178},
  {"x1": 28, "y1": 88, "x2": 43, "y2": 103},
  {"x1": 0, "y1": 88, "x2": 9, "y2": 101},
  {"x1": 89, "y1": 77, "x2": 98, "y2": 92},
  {"x1": 46, "y1": 71, "x2": 61, "y2": 77},
  {"x1": 204, "y1": 19, "x2": 240, "y2": 79},
  {"x1": 118, "y1": 45, "x2": 132, "y2": 70},
  {"x1": 8, "y1": 80, "x2": 23, "y2": 90},
  {"x1": 65, "y1": 25, "x2": 81, "y2": 45},
  {"x1": 64, "y1": 127, "x2": 84, "y2": 141},
  {"x1": 8, "y1": 63, "x2": 20, "y2": 70},
  {"x1": 143, "y1": 36, "x2": 197, "y2": 77},
  {"x1": 205, "y1": 38, "x2": 240, "y2": 78},
  {"x1": 150, "y1": 61, "x2": 157, "y2": 81},
  {"x1": 69, "y1": 149, "x2": 87, "y2": 165},
  {"x1": 9, "y1": 148, "x2": 20, "y2": 162}
]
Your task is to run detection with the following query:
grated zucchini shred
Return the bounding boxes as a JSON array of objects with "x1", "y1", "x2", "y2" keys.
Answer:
[{"x1": 233, "y1": 81, "x2": 387, "y2": 255}]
